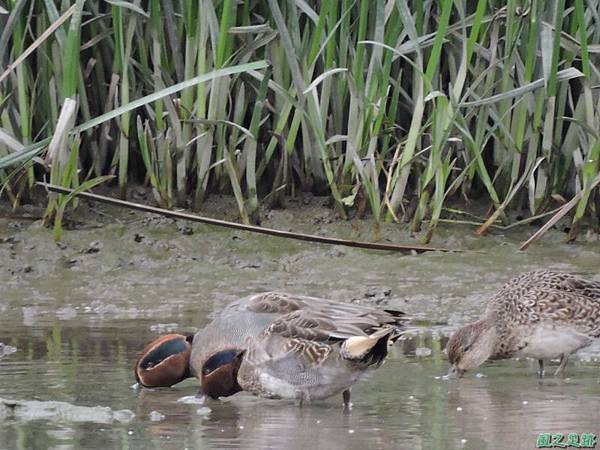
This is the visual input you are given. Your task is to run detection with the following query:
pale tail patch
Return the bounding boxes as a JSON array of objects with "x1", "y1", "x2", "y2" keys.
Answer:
[{"x1": 341, "y1": 332, "x2": 389, "y2": 360}]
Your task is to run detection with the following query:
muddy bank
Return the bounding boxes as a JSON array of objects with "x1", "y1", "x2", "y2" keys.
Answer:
[
  {"x1": 4, "y1": 184, "x2": 599, "y2": 248},
  {"x1": 1, "y1": 191, "x2": 600, "y2": 336}
]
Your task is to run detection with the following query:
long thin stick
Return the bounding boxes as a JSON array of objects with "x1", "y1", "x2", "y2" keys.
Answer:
[{"x1": 38, "y1": 182, "x2": 461, "y2": 254}]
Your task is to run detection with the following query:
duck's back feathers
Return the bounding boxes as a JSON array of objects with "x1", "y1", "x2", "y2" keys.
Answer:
[
  {"x1": 487, "y1": 271, "x2": 600, "y2": 335},
  {"x1": 491, "y1": 270, "x2": 600, "y2": 300},
  {"x1": 245, "y1": 292, "x2": 407, "y2": 339}
]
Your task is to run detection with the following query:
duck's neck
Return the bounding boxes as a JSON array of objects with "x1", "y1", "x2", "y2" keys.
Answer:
[{"x1": 474, "y1": 317, "x2": 499, "y2": 360}]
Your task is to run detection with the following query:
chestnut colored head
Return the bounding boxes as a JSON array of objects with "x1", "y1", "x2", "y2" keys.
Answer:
[
  {"x1": 134, "y1": 334, "x2": 193, "y2": 388},
  {"x1": 200, "y1": 349, "x2": 246, "y2": 399},
  {"x1": 446, "y1": 320, "x2": 497, "y2": 378}
]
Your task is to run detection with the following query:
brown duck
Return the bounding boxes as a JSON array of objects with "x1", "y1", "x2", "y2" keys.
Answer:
[
  {"x1": 447, "y1": 270, "x2": 600, "y2": 378},
  {"x1": 135, "y1": 292, "x2": 407, "y2": 406}
]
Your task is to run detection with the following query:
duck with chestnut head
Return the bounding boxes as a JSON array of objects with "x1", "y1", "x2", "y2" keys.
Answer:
[
  {"x1": 446, "y1": 270, "x2": 600, "y2": 378},
  {"x1": 134, "y1": 292, "x2": 407, "y2": 406}
]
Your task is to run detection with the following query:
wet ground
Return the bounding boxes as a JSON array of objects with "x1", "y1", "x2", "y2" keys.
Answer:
[{"x1": 0, "y1": 194, "x2": 599, "y2": 450}]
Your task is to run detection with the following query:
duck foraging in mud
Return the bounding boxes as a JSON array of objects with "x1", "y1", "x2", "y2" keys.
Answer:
[
  {"x1": 135, "y1": 292, "x2": 407, "y2": 407},
  {"x1": 446, "y1": 270, "x2": 600, "y2": 378}
]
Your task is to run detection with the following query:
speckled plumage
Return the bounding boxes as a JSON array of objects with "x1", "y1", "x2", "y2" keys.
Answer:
[
  {"x1": 188, "y1": 292, "x2": 407, "y2": 401},
  {"x1": 447, "y1": 270, "x2": 600, "y2": 376}
]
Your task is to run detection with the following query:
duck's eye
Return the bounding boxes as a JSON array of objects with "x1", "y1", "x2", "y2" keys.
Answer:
[{"x1": 464, "y1": 343, "x2": 472, "y2": 353}]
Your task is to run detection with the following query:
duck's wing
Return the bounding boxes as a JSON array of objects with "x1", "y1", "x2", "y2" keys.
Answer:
[
  {"x1": 488, "y1": 271, "x2": 600, "y2": 316},
  {"x1": 489, "y1": 281, "x2": 600, "y2": 336},
  {"x1": 541, "y1": 288, "x2": 600, "y2": 337},
  {"x1": 243, "y1": 292, "x2": 407, "y2": 340},
  {"x1": 555, "y1": 273, "x2": 600, "y2": 299}
]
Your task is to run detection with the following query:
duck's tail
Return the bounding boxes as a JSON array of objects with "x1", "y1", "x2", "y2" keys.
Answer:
[{"x1": 340, "y1": 327, "x2": 396, "y2": 367}]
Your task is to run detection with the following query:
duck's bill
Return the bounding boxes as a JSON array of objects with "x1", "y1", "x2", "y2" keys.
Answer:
[{"x1": 446, "y1": 365, "x2": 465, "y2": 379}]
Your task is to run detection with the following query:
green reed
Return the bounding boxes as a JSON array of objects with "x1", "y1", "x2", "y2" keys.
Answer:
[{"x1": 0, "y1": 0, "x2": 599, "y2": 242}]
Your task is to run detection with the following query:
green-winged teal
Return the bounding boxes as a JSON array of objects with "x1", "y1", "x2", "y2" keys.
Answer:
[
  {"x1": 447, "y1": 270, "x2": 600, "y2": 378},
  {"x1": 135, "y1": 292, "x2": 407, "y2": 405}
]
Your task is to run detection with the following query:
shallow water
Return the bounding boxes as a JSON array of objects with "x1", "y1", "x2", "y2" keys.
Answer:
[{"x1": 0, "y1": 203, "x2": 599, "y2": 450}]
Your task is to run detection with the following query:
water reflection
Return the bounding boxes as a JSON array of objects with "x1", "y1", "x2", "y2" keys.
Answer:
[{"x1": 2, "y1": 322, "x2": 600, "y2": 449}]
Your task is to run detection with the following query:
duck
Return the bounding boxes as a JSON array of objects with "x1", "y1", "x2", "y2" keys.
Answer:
[
  {"x1": 134, "y1": 292, "x2": 407, "y2": 406},
  {"x1": 446, "y1": 270, "x2": 600, "y2": 378}
]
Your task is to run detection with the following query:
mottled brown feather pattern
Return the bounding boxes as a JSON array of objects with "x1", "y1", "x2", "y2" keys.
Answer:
[
  {"x1": 285, "y1": 338, "x2": 333, "y2": 365},
  {"x1": 487, "y1": 271, "x2": 600, "y2": 341},
  {"x1": 447, "y1": 270, "x2": 600, "y2": 373},
  {"x1": 249, "y1": 292, "x2": 406, "y2": 340}
]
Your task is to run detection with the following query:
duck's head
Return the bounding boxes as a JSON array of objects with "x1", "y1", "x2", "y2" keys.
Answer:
[
  {"x1": 134, "y1": 334, "x2": 193, "y2": 388},
  {"x1": 200, "y1": 349, "x2": 246, "y2": 399},
  {"x1": 446, "y1": 320, "x2": 496, "y2": 378}
]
